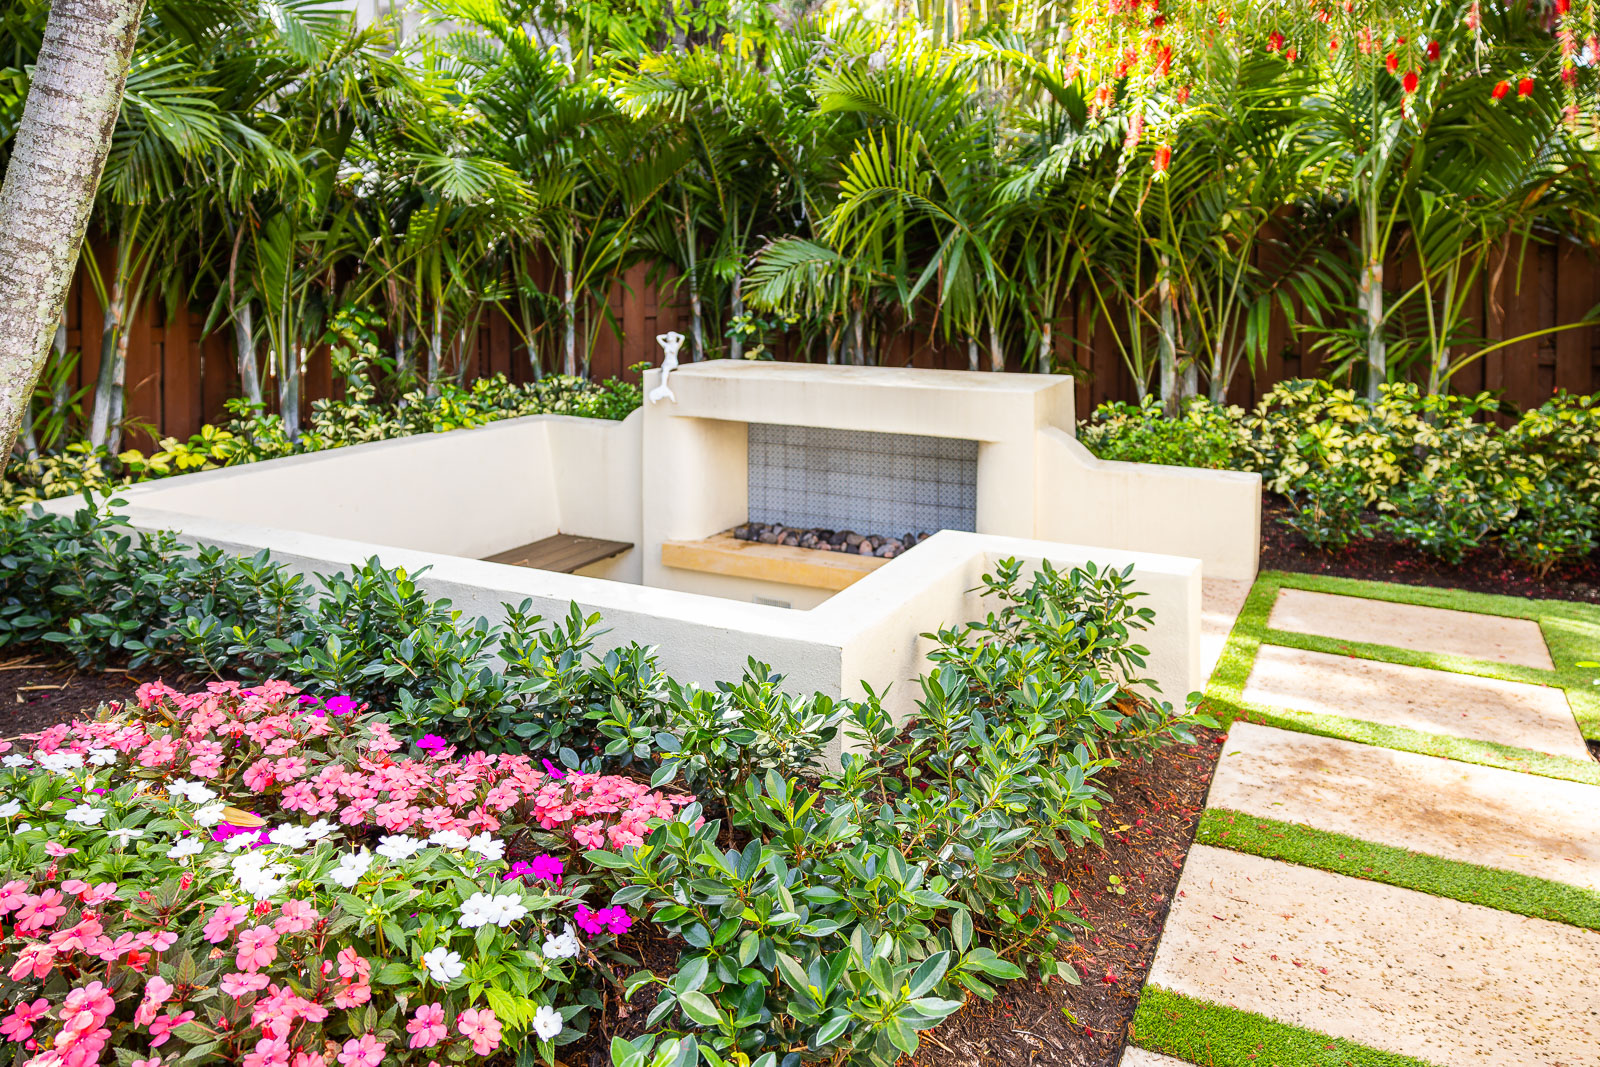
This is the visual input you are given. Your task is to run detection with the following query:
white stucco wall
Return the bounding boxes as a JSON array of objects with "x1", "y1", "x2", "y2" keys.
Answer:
[
  {"x1": 1036, "y1": 428, "x2": 1262, "y2": 581},
  {"x1": 101, "y1": 413, "x2": 643, "y2": 565}
]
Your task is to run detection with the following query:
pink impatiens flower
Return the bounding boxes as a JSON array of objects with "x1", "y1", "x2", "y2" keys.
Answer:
[
  {"x1": 220, "y1": 972, "x2": 272, "y2": 997},
  {"x1": 148, "y1": 1011, "x2": 196, "y2": 1047},
  {"x1": 406, "y1": 1003, "x2": 447, "y2": 1049},
  {"x1": 0, "y1": 998, "x2": 49, "y2": 1041},
  {"x1": 204, "y1": 903, "x2": 248, "y2": 943},
  {"x1": 336, "y1": 1034, "x2": 385, "y2": 1067},
  {"x1": 235, "y1": 925, "x2": 280, "y2": 972},
  {"x1": 15, "y1": 889, "x2": 67, "y2": 933},
  {"x1": 456, "y1": 1007, "x2": 503, "y2": 1056}
]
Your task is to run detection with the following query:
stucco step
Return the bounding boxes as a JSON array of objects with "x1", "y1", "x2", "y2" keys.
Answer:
[
  {"x1": 1149, "y1": 846, "x2": 1600, "y2": 1067},
  {"x1": 1266, "y1": 588, "x2": 1554, "y2": 669},
  {"x1": 1241, "y1": 644, "x2": 1586, "y2": 759},
  {"x1": 1210, "y1": 722, "x2": 1600, "y2": 891}
]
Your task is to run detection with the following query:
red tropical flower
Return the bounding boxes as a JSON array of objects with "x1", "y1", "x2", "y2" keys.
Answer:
[
  {"x1": 1402, "y1": 70, "x2": 1419, "y2": 94},
  {"x1": 1427, "y1": 41, "x2": 1440, "y2": 62},
  {"x1": 1518, "y1": 76, "x2": 1535, "y2": 97},
  {"x1": 1385, "y1": 51, "x2": 1399, "y2": 74},
  {"x1": 1491, "y1": 79, "x2": 1510, "y2": 100},
  {"x1": 1267, "y1": 31, "x2": 1284, "y2": 53},
  {"x1": 1151, "y1": 145, "x2": 1172, "y2": 175}
]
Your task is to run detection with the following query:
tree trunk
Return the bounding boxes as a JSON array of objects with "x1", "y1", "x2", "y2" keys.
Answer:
[
  {"x1": 728, "y1": 273, "x2": 744, "y2": 361},
  {"x1": 426, "y1": 303, "x2": 443, "y2": 398},
  {"x1": 1361, "y1": 258, "x2": 1385, "y2": 401},
  {"x1": 19, "y1": 322, "x2": 65, "y2": 456},
  {"x1": 88, "y1": 275, "x2": 126, "y2": 450},
  {"x1": 1038, "y1": 321, "x2": 1052, "y2": 374},
  {"x1": 1157, "y1": 257, "x2": 1179, "y2": 416},
  {"x1": 279, "y1": 344, "x2": 302, "y2": 441},
  {"x1": 233, "y1": 300, "x2": 263, "y2": 406},
  {"x1": 0, "y1": 0, "x2": 144, "y2": 469},
  {"x1": 966, "y1": 338, "x2": 979, "y2": 372},
  {"x1": 987, "y1": 321, "x2": 1004, "y2": 372},
  {"x1": 850, "y1": 306, "x2": 866, "y2": 366},
  {"x1": 562, "y1": 266, "x2": 577, "y2": 377}
]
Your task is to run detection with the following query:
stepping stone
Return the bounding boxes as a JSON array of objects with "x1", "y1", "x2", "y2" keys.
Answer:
[
  {"x1": 1267, "y1": 588, "x2": 1554, "y2": 669},
  {"x1": 1242, "y1": 644, "x2": 1586, "y2": 759},
  {"x1": 1149, "y1": 846, "x2": 1600, "y2": 1067},
  {"x1": 1120, "y1": 1050, "x2": 1190, "y2": 1067},
  {"x1": 1201, "y1": 577, "x2": 1253, "y2": 682},
  {"x1": 1210, "y1": 722, "x2": 1600, "y2": 890}
]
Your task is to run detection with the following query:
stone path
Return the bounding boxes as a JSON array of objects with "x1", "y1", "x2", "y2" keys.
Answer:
[
  {"x1": 1135, "y1": 582, "x2": 1600, "y2": 1067},
  {"x1": 1241, "y1": 644, "x2": 1588, "y2": 758}
]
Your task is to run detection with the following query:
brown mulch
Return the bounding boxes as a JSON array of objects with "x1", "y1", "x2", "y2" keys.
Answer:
[
  {"x1": 1260, "y1": 495, "x2": 1600, "y2": 604},
  {"x1": 0, "y1": 650, "x2": 142, "y2": 737},
  {"x1": 910, "y1": 728, "x2": 1225, "y2": 1067}
]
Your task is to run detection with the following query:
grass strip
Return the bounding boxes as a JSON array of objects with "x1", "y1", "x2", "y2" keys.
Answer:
[
  {"x1": 1263, "y1": 571, "x2": 1600, "y2": 742},
  {"x1": 1197, "y1": 808, "x2": 1600, "y2": 931},
  {"x1": 1131, "y1": 986, "x2": 1442, "y2": 1067},
  {"x1": 1202, "y1": 571, "x2": 1600, "y2": 784}
]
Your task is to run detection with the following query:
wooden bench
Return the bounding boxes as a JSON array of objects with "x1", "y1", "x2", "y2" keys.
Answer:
[{"x1": 481, "y1": 534, "x2": 633, "y2": 574}]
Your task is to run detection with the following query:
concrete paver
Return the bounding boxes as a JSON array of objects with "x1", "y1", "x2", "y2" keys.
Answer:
[
  {"x1": 1266, "y1": 588, "x2": 1554, "y2": 669},
  {"x1": 1149, "y1": 846, "x2": 1600, "y2": 1067},
  {"x1": 1241, "y1": 643, "x2": 1586, "y2": 758}
]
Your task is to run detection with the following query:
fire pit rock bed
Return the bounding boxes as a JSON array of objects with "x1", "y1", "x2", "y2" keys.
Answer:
[{"x1": 732, "y1": 521, "x2": 932, "y2": 558}]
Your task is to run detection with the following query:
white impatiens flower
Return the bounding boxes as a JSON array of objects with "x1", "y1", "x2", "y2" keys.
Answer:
[
  {"x1": 466, "y1": 833, "x2": 504, "y2": 861},
  {"x1": 304, "y1": 819, "x2": 336, "y2": 842},
  {"x1": 0, "y1": 800, "x2": 21, "y2": 818},
  {"x1": 86, "y1": 748, "x2": 118, "y2": 767},
  {"x1": 106, "y1": 827, "x2": 145, "y2": 846},
  {"x1": 231, "y1": 853, "x2": 292, "y2": 901},
  {"x1": 2, "y1": 755, "x2": 33, "y2": 769},
  {"x1": 223, "y1": 832, "x2": 261, "y2": 853},
  {"x1": 167, "y1": 779, "x2": 218, "y2": 805},
  {"x1": 427, "y1": 830, "x2": 470, "y2": 850},
  {"x1": 64, "y1": 804, "x2": 106, "y2": 826},
  {"x1": 457, "y1": 892, "x2": 497, "y2": 929},
  {"x1": 375, "y1": 835, "x2": 425, "y2": 861},
  {"x1": 542, "y1": 924, "x2": 580, "y2": 960},
  {"x1": 532, "y1": 1004, "x2": 564, "y2": 1041},
  {"x1": 194, "y1": 803, "x2": 227, "y2": 827},
  {"x1": 494, "y1": 895, "x2": 528, "y2": 926},
  {"x1": 328, "y1": 849, "x2": 374, "y2": 889},
  {"x1": 459, "y1": 892, "x2": 528, "y2": 929},
  {"x1": 166, "y1": 837, "x2": 204, "y2": 860},
  {"x1": 421, "y1": 946, "x2": 465, "y2": 985},
  {"x1": 268, "y1": 825, "x2": 312, "y2": 850},
  {"x1": 37, "y1": 752, "x2": 85, "y2": 774}
]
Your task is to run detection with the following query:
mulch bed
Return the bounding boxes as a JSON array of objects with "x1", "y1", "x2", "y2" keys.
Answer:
[
  {"x1": 0, "y1": 650, "x2": 143, "y2": 737},
  {"x1": 1260, "y1": 495, "x2": 1600, "y2": 605},
  {"x1": 909, "y1": 728, "x2": 1225, "y2": 1067}
]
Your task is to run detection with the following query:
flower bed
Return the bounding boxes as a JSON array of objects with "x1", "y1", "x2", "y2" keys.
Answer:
[{"x1": 0, "y1": 681, "x2": 695, "y2": 1067}]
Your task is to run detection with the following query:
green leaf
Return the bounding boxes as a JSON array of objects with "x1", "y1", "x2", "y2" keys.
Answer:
[{"x1": 676, "y1": 990, "x2": 722, "y2": 1028}]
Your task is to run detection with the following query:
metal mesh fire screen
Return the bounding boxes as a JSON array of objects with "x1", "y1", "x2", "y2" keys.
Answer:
[{"x1": 746, "y1": 423, "x2": 979, "y2": 535}]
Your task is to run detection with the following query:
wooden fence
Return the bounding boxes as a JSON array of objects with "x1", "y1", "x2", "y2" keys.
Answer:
[{"x1": 56, "y1": 238, "x2": 1600, "y2": 452}]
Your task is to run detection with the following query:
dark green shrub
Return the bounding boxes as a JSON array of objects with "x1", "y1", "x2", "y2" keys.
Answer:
[
  {"x1": 601, "y1": 559, "x2": 1211, "y2": 1065},
  {"x1": 1279, "y1": 467, "x2": 1371, "y2": 550},
  {"x1": 1500, "y1": 480, "x2": 1599, "y2": 578},
  {"x1": 1378, "y1": 475, "x2": 1513, "y2": 565}
]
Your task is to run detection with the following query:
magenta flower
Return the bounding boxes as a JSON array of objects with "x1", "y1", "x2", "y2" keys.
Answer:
[
  {"x1": 540, "y1": 759, "x2": 565, "y2": 780},
  {"x1": 416, "y1": 734, "x2": 447, "y2": 752},
  {"x1": 574, "y1": 904, "x2": 631, "y2": 937},
  {"x1": 324, "y1": 696, "x2": 358, "y2": 716}
]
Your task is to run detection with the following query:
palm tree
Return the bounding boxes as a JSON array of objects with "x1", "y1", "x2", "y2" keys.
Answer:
[{"x1": 0, "y1": 0, "x2": 151, "y2": 467}]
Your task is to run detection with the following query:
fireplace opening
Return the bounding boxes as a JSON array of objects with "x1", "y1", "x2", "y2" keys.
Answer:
[{"x1": 743, "y1": 423, "x2": 978, "y2": 557}]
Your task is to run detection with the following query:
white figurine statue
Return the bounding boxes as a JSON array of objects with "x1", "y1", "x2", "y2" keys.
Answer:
[{"x1": 649, "y1": 331, "x2": 685, "y2": 404}]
